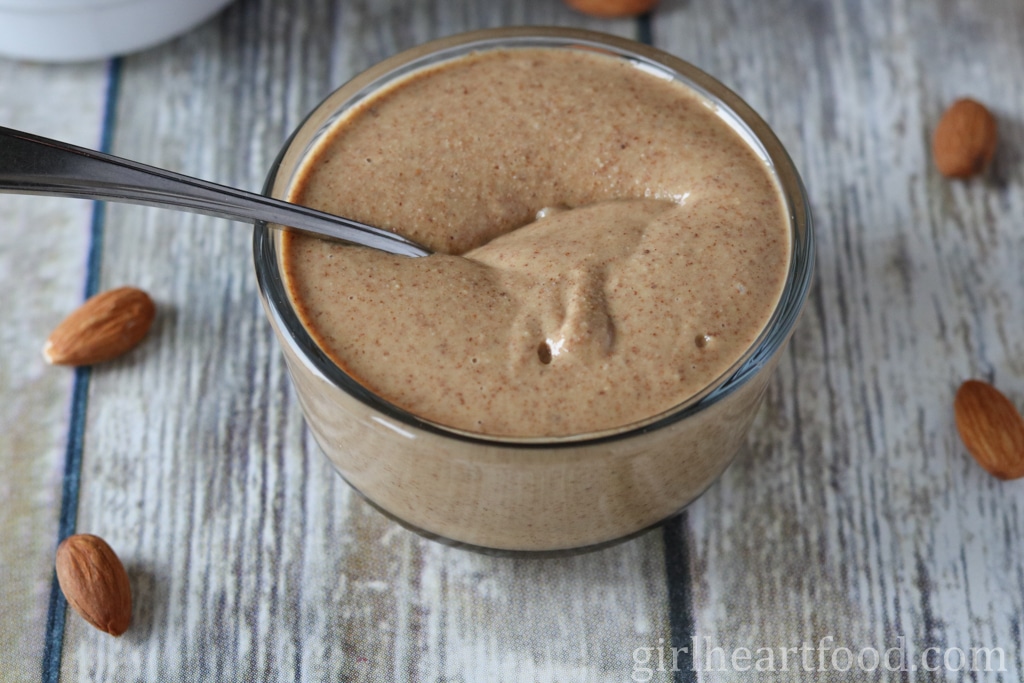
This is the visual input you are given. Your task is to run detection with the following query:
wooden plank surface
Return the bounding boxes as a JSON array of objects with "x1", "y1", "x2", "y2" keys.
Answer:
[
  {"x1": 3, "y1": 0, "x2": 1024, "y2": 681},
  {"x1": 656, "y1": 0, "x2": 1024, "y2": 679},
  {"x1": 0, "y1": 61, "x2": 109, "y2": 682}
]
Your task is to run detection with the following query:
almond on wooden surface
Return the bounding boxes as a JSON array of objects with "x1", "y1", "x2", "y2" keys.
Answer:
[
  {"x1": 954, "y1": 380, "x2": 1024, "y2": 480},
  {"x1": 43, "y1": 286, "x2": 155, "y2": 366},
  {"x1": 932, "y1": 98, "x2": 998, "y2": 178},
  {"x1": 55, "y1": 534, "x2": 133, "y2": 636},
  {"x1": 563, "y1": 0, "x2": 657, "y2": 18}
]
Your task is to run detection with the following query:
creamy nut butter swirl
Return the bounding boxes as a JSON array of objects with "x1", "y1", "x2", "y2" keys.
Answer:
[{"x1": 282, "y1": 48, "x2": 790, "y2": 437}]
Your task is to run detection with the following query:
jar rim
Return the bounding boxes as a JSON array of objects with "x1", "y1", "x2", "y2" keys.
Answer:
[{"x1": 253, "y1": 26, "x2": 814, "y2": 448}]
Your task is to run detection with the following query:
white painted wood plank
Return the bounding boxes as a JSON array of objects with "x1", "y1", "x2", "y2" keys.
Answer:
[
  {"x1": 57, "y1": 2, "x2": 670, "y2": 681},
  {"x1": 0, "y1": 59, "x2": 109, "y2": 683},
  {"x1": 655, "y1": 0, "x2": 1024, "y2": 679}
]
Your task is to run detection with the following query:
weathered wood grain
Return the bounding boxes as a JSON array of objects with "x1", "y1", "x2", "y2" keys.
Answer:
[
  {"x1": 0, "y1": 60, "x2": 109, "y2": 683},
  {"x1": 56, "y1": 2, "x2": 671, "y2": 681},
  {"x1": 656, "y1": 0, "x2": 1024, "y2": 679},
  {"x1": 5, "y1": 0, "x2": 1023, "y2": 681}
]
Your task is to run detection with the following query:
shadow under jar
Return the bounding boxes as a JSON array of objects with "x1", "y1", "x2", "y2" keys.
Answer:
[{"x1": 254, "y1": 27, "x2": 814, "y2": 555}]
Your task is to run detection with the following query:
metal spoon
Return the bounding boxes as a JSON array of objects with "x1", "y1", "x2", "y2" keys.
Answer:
[{"x1": 0, "y1": 125, "x2": 430, "y2": 258}]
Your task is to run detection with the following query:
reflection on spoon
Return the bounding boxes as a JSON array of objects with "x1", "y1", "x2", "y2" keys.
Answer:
[{"x1": 0, "y1": 125, "x2": 430, "y2": 258}]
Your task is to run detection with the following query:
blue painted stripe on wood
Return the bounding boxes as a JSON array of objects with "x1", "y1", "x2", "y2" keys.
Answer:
[
  {"x1": 663, "y1": 518, "x2": 697, "y2": 683},
  {"x1": 40, "y1": 57, "x2": 123, "y2": 683},
  {"x1": 637, "y1": 11, "x2": 653, "y2": 48}
]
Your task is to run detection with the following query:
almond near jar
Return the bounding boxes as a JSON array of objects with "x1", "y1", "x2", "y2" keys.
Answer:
[{"x1": 254, "y1": 27, "x2": 814, "y2": 553}]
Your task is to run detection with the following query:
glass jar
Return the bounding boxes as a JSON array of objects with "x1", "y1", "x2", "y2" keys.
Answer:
[{"x1": 254, "y1": 27, "x2": 814, "y2": 554}]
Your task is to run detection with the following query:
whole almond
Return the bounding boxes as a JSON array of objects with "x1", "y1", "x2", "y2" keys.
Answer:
[
  {"x1": 55, "y1": 534, "x2": 132, "y2": 636},
  {"x1": 563, "y1": 0, "x2": 658, "y2": 18},
  {"x1": 932, "y1": 98, "x2": 998, "y2": 178},
  {"x1": 43, "y1": 287, "x2": 155, "y2": 366},
  {"x1": 954, "y1": 380, "x2": 1024, "y2": 480}
]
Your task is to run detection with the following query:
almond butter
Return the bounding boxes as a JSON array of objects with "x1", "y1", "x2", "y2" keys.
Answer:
[
  {"x1": 954, "y1": 380, "x2": 1024, "y2": 480},
  {"x1": 43, "y1": 287, "x2": 155, "y2": 366},
  {"x1": 563, "y1": 0, "x2": 658, "y2": 18},
  {"x1": 55, "y1": 534, "x2": 132, "y2": 636},
  {"x1": 932, "y1": 98, "x2": 998, "y2": 178}
]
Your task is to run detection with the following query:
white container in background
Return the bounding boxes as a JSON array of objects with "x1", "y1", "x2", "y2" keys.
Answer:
[{"x1": 0, "y1": 0, "x2": 235, "y2": 62}]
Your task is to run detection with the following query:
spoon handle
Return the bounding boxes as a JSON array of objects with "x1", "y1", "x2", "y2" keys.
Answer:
[{"x1": 0, "y1": 125, "x2": 429, "y2": 257}]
